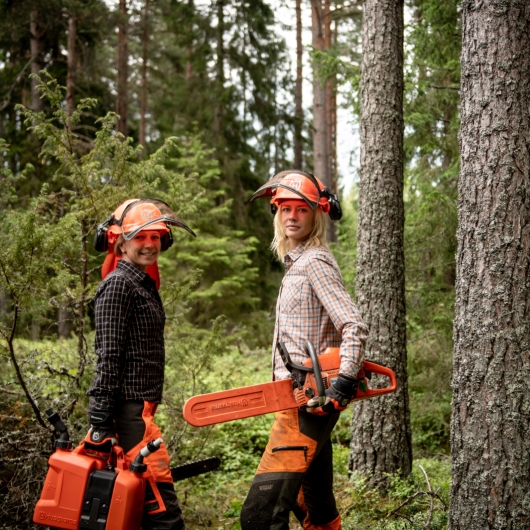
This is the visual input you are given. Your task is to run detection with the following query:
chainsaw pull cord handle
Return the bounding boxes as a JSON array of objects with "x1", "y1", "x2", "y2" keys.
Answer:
[{"x1": 305, "y1": 341, "x2": 326, "y2": 405}]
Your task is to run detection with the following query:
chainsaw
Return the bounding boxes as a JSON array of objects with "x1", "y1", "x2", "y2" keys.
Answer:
[{"x1": 183, "y1": 341, "x2": 397, "y2": 427}]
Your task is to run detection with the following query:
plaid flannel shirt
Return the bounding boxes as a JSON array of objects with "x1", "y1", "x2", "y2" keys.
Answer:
[
  {"x1": 87, "y1": 260, "x2": 166, "y2": 413},
  {"x1": 272, "y1": 244, "x2": 368, "y2": 381}
]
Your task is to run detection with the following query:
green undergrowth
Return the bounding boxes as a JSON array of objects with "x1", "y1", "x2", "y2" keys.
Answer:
[{"x1": 175, "y1": 348, "x2": 451, "y2": 529}]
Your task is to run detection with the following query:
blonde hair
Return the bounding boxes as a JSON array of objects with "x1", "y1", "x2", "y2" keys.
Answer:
[
  {"x1": 270, "y1": 206, "x2": 328, "y2": 261},
  {"x1": 114, "y1": 234, "x2": 125, "y2": 257}
]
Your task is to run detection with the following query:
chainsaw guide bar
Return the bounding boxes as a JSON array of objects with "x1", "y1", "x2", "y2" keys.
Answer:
[{"x1": 183, "y1": 347, "x2": 397, "y2": 427}]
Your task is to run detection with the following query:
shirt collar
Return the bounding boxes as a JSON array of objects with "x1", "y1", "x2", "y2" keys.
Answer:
[
  {"x1": 284, "y1": 243, "x2": 306, "y2": 271},
  {"x1": 116, "y1": 259, "x2": 151, "y2": 284}
]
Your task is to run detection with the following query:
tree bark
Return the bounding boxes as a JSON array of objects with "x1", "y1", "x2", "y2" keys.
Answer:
[
  {"x1": 294, "y1": 0, "x2": 303, "y2": 169},
  {"x1": 116, "y1": 0, "x2": 128, "y2": 136},
  {"x1": 30, "y1": 9, "x2": 45, "y2": 112},
  {"x1": 349, "y1": 0, "x2": 411, "y2": 487},
  {"x1": 324, "y1": 0, "x2": 337, "y2": 243},
  {"x1": 140, "y1": 0, "x2": 150, "y2": 154},
  {"x1": 66, "y1": 15, "x2": 77, "y2": 116},
  {"x1": 310, "y1": 0, "x2": 328, "y2": 183},
  {"x1": 450, "y1": 1, "x2": 530, "y2": 528},
  {"x1": 213, "y1": 0, "x2": 225, "y2": 142}
]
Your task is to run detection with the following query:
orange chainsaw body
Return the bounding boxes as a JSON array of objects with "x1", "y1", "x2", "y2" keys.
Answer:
[{"x1": 183, "y1": 347, "x2": 397, "y2": 427}]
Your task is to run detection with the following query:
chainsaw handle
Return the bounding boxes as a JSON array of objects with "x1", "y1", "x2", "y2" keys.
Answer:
[
  {"x1": 305, "y1": 341, "x2": 326, "y2": 403},
  {"x1": 360, "y1": 360, "x2": 397, "y2": 397}
]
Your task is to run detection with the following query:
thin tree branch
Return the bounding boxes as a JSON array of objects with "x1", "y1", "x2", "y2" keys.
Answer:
[{"x1": 419, "y1": 464, "x2": 434, "y2": 529}]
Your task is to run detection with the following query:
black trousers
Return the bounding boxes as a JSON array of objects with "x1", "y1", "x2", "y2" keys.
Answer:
[
  {"x1": 240, "y1": 409, "x2": 340, "y2": 530},
  {"x1": 115, "y1": 400, "x2": 185, "y2": 530}
]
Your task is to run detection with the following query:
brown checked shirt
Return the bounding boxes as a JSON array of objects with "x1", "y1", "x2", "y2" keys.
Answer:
[{"x1": 272, "y1": 244, "x2": 368, "y2": 381}]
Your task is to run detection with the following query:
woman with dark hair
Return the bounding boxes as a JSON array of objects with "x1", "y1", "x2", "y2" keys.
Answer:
[
  {"x1": 241, "y1": 171, "x2": 368, "y2": 530},
  {"x1": 86, "y1": 199, "x2": 195, "y2": 530}
]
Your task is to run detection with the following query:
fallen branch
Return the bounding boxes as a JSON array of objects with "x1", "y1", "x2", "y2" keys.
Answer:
[{"x1": 386, "y1": 465, "x2": 448, "y2": 526}]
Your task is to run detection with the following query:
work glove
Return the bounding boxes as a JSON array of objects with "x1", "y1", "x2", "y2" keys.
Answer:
[
  {"x1": 306, "y1": 374, "x2": 358, "y2": 416},
  {"x1": 84, "y1": 410, "x2": 118, "y2": 458}
]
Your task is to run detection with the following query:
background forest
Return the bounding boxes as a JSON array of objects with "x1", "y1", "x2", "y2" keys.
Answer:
[{"x1": 1, "y1": 0, "x2": 460, "y2": 528}]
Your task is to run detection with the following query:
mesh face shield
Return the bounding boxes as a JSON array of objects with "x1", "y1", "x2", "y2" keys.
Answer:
[
  {"x1": 117, "y1": 199, "x2": 196, "y2": 240},
  {"x1": 247, "y1": 170, "x2": 323, "y2": 210}
]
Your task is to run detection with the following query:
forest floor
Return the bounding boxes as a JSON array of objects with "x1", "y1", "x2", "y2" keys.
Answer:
[{"x1": 174, "y1": 349, "x2": 451, "y2": 530}]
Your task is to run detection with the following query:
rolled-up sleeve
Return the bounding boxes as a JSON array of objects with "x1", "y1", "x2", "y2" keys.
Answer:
[
  {"x1": 306, "y1": 256, "x2": 368, "y2": 378},
  {"x1": 88, "y1": 277, "x2": 132, "y2": 412}
]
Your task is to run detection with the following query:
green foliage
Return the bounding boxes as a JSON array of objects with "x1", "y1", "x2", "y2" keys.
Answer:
[{"x1": 0, "y1": 75, "x2": 263, "y2": 528}]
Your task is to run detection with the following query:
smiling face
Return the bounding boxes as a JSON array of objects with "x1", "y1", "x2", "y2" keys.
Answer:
[
  {"x1": 119, "y1": 230, "x2": 162, "y2": 271},
  {"x1": 279, "y1": 200, "x2": 316, "y2": 249}
]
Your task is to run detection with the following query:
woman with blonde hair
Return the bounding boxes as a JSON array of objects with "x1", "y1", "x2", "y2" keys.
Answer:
[{"x1": 241, "y1": 170, "x2": 368, "y2": 530}]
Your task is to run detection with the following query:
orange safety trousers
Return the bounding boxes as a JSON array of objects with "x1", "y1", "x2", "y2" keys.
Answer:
[
  {"x1": 240, "y1": 408, "x2": 341, "y2": 530},
  {"x1": 121, "y1": 402, "x2": 173, "y2": 515},
  {"x1": 116, "y1": 401, "x2": 185, "y2": 530}
]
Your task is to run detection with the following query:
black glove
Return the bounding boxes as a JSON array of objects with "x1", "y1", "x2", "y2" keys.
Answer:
[
  {"x1": 306, "y1": 374, "x2": 358, "y2": 415},
  {"x1": 84, "y1": 410, "x2": 118, "y2": 457}
]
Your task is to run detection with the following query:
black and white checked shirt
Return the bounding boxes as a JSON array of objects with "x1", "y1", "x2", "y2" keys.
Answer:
[
  {"x1": 87, "y1": 260, "x2": 166, "y2": 413},
  {"x1": 272, "y1": 244, "x2": 368, "y2": 381}
]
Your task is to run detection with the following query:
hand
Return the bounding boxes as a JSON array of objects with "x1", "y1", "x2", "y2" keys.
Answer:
[
  {"x1": 84, "y1": 410, "x2": 118, "y2": 458},
  {"x1": 306, "y1": 374, "x2": 358, "y2": 415}
]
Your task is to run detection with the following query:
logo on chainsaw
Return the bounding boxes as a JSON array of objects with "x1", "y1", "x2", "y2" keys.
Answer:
[{"x1": 211, "y1": 398, "x2": 248, "y2": 411}]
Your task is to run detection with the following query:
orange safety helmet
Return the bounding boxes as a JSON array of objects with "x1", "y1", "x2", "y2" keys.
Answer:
[
  {"x1": 247, "y1": 169, "x2": 343, "y2": 219},
  {"x1": 95, "y1": 199, "x2": 196, "y2": 288}
]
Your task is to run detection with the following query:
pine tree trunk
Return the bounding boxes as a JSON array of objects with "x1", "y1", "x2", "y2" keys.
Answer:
[
  {"x1": 324, "y1": 0, "x2": 337, "y2": 243},
  {"x1": 449, "y1": 2, "x2": 530, "y2": 528},
  {"x1": 66, "y1": 16, "x2": 77, "y2": 116},
  {"x1": 116, "y1": 0, "x2": 128, "y2": 136},
  {"x1": 30, "y1": 9, "x2": 45, "y2": 112},
  {"x1": 140, "y1": 0, "x2": 150, "y2": 154},
  {"x1": 311, "y1": 0, "x2": 328, "y2": 183},
  {"x1": 294, "y1": 0, "x2": 303, "y2": 170},
  {"x1": 214, "y1": 0, "x2": 224, "y2": 142},
  {"x1": 349, "y1": 0, "x2": 411, "y2": 487}
]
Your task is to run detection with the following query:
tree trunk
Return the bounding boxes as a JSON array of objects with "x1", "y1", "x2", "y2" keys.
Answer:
[
  {"x1": 324, "y1": 0, "x2": 337, "y2": 243},
  {"x1": 310, "y1": 0, "x2": 327, "y2": 183},
  {"x1": 30, "y1": 9, "x2": 45, "y2": 112},
  {"x1": 140, "y1": 0, "x2": 150, "y2": 154},
  {"x1": 294, "y1": 0, "x2": 303, "y2": 169},
  {"x1": 349, "y1": 0, "x2": 411, "y2": 487},
  {"x1": 116, "y1": 0, "x2": 128, "y2": 136},
  {"x1": 66, "y1": 15, "x2": 77, "y2": 116},
  {"x1": 449, "y1": 2, "x2": 530, "y2": 528},
  {"x1": 213, "y1": 0, "x2": 224, "y2": 142}
]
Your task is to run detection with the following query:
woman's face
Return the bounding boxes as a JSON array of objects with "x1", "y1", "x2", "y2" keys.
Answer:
[
  {"x1": 279, "y1": 200, "x2": 315, "y2": 248},
  {"x1": 119, "y1": 230, "x2": 162, "y2": 271}
]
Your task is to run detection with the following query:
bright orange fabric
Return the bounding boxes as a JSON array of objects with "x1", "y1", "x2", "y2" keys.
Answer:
[
  {"x1": 101, "y1": 241, "x2": 160, "y2": 289},
  {"x1": 122, "y1": 402, "x2": 173, "y2": 514}
]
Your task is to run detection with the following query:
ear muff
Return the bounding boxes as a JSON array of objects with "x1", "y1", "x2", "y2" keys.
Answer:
[
  {"x1": 93, "y1": 214, "x2": 115, "y2": 252},
  {"x1": 271, "y1": 203, "x2": 278, "y2": 215},
  {"x1": 322, "y1": 188, "x2": 343, "y2": 221},
  {"x1": 160, "y1": 228, "x2": 173, "y2": 251}
]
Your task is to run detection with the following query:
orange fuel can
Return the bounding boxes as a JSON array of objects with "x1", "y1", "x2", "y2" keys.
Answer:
[{"x1": 33, "y1": 443, "x2": 106, "y2": 529}]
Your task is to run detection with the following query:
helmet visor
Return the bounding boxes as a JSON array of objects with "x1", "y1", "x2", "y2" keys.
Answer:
[
  {"x1": 119, "y1": 199, "x2": 196, "y2": 240},
  {"x1": 247, "y1": 170, "x2": 322, "y2": 210}
]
